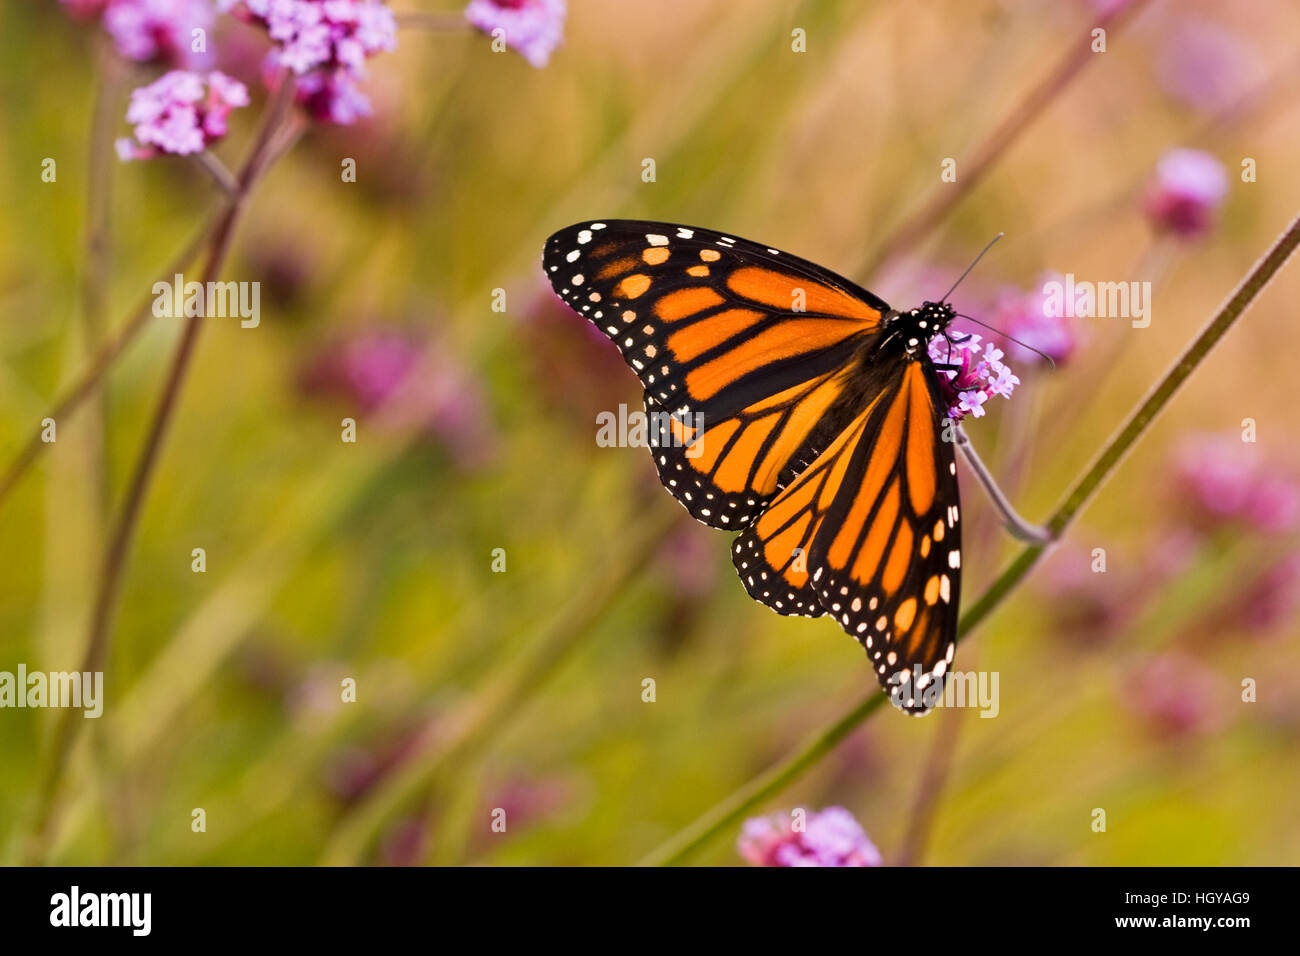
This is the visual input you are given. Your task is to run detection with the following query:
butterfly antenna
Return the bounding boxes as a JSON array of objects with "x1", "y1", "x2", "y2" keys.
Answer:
[
  {"x1": 955, "y1": 313, "x2": 1057, "y2": 369},
  {"x1": 941, "y1": 232, "x2": 1004, "y2": 303}
]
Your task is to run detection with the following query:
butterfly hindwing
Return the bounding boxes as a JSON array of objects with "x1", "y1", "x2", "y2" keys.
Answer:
[
  {"x1": 810, "y1": 361, "x2": 961, "y2": 713},
  {"x1": 734, "y1": 360, "x2": 960, "y2": 711},
  {"x1": 729, "y1": 386, "x2": 889, "y2": 619},
  {"x1": 643, "y1": 366, "x2": 856, "y2": 531}
]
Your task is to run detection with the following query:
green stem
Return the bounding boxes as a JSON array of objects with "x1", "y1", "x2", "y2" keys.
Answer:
[
  {"x1": 23, "y1": 80, "x2": 299, "y2": 865},
  {"x1": 639, "y1": 207, "x2": 1300, "y2": 866},
  {"x1": 0, "y1": 105, "x2": 304, "y2": 519},
  {"x1": 636, "y1": 693, "x2": 886, "y2": 866}
]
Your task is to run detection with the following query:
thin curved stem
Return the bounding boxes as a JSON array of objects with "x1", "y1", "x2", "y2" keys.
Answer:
[
  {"x1": 639, "y1": 208, "x2": 1300, "y2": 866},
  {"x1": 192, "y1": 149, "x2": 240, "y2": 197},
  {"x1": 955, "y1": 424, "x2": 1053, "y2": 545},
  {"x1": 636, "y1": 693, "x2": 886, "y2": 866}
]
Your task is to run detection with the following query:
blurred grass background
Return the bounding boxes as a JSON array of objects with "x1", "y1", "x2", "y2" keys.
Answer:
[{"x1": 1, "y1": 0, "x2": 1298, "y2": 865}]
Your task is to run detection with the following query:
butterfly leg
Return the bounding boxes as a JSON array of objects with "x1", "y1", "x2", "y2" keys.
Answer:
[{"x1": 954, "y1": 425, "x2": 1055, "y2": 545}]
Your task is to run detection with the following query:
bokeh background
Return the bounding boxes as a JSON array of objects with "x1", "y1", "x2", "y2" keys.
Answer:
[{"x1": 1, "y1": 0, "x2": 1299, "y2": 866}]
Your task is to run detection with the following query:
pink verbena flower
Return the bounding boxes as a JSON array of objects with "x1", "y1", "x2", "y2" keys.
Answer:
[
  {"x1": 116, "y1": 70, "x2": 249, "y2": 159},
  {"x1": 1172, "y1": 434, "x2": 1300, "y2": 534},
  {"x1": 1231, "y1": 553, "x2": 1300, "y2": 634},
  {"x1": 108, "y1": 0, "x2": 216, "y2": 67},
  {"x1": 1143, "y1": 148, "x2": 1229, "y2": 239},
  {"x1": 287, "y1": 65, "x2": 372, "y2": 123},
  {"x1": 1121, "y1": 653, "x2": 1225, "y2": 739},
  {"x1": 927, "y1": 332, "x2": 1019, "y2": 420},
  {"x1": 60, "y1": 0, "x2": 109, "y2": 21},
  {"x1": 62, "y1": 0, "x2": 216, "y2": 67},
  {"x1": 464, "y1": 0, "x2": 565, "y2": 68},
  {"x1": 224, "y1": 0, "x2": 397, "y2": 124},
  {"x1": 1157, "y1": 16, "x2": 1256, "y2": 115},
  {"x1": 299, "y1": 329, "x2": 498, "y2": 469},
  {"x1": 993, "y1": 275, "x2": 1081, "y2": 368},
  {"x1": 739, "y1": 807, "x2": 882, "y2": 867}
]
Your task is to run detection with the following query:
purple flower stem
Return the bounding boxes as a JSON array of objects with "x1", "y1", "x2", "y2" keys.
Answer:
[
  {"x1": 640, "y1": 207, "x2": 1300, "y2": 867},
  {"x1": 192, "y1": 149, "x2": 241, "y2": 197},
  {"x1": 1037, "y1": 232, "x2": 1173, "y2": 444},
  {"x1": 0, "y1": 214, "x2": 215, "y2": 511},
  {"x1": 860, "y1": 0, "x2": 1151, "y2": 276},
  {"x1": 0, "y1": 104, "x2": 304, "y2": 516},
  {"x1": 24, "y1": 77, "x2": 300, "y2": 865}
]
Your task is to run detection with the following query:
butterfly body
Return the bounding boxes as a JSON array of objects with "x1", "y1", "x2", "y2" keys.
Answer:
[{"x1": 543, "y1": 220, "x2": 964, "y2": 713}]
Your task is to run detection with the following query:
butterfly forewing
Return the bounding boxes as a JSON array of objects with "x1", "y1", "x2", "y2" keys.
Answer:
[
  {"x1": 811, "y1": 362, "x2": 961, "y2": 712},
  {"x1": 544, "y1": 221, "x2": 885, "y2": 527}
]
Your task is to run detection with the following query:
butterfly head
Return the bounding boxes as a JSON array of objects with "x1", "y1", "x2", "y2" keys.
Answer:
[{"x1": 889, "y1": 300, "x2": 956, "y2": 357}]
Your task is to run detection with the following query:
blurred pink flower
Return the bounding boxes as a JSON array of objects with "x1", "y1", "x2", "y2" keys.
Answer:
[
  {"x1": 927, "y1": 332, "x2": 1019, "y2": 420},
  {"x1": 740, "y1": 806, "x2": 883, "y2": 867},
  {"x1": 1157, "y1": 17, "x2": 1256, "y2": 115},
  {"x1": 654, "y1": 523, "x2": 719, "y2": 602},
  {"x1": 993, "y1": 275, "x2": 1082, "y2": 368},
  {"x1": 299, "y1": 328, "x2": 499, "y2": 469},
  {"x1": 324, "y1": 718, "x2": 440, "y2": 805},
  {"x1": 116, "y1": 69, "x2": 249, "y2": 159},
  {"x1": 379, "y1": 815, "x2": 429, "y2": 866},
  {"x1": 1038, "y1": 546, "x2": 1143, "y2": 648},
  {"x1": 292, "y1": 67, "x2": 372, "y2": 124},
  {"x1": 1080, "y1": 0, "x2": 1137, "y2": 14},
  {"x1": 105, "y1": 0, "x2": 216, "y2": 66},
  {"x1": 519, "y1": 282, "x2": 637, "y2": 428},
  {"x1": 1172, "y1": 434, "x2": 1300, "y2": 535},
  {"x1": 464, "y1": 0, "x2": 565, "y2": 68},
  {"x1": 1143, "y1": 148, "x2": 1229, "y2": 239},
  {"x1": 224, "y1": 0, "x2": 397, "y2": 124},
  {"x1": 60, "y1": 0, "x2": 110, "y2": 20},
  {"x1": 1121, "y1": 652, "x2": 1225, "y2": 738},
  {"x1": 63, "y1": 0, "x2": 216, "y2": 67},
  {"x1": 1215, "y1": 553, "x2": 1300, "y2": 637}
]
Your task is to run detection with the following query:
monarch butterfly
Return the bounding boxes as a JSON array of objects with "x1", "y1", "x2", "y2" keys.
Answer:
[{"x1": 543, "y1": 220, "x2": 980, "y2": 714}]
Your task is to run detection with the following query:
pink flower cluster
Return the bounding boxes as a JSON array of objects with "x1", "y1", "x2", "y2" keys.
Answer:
[
  {"x1": 60, "y1": 0, "x2": 110, "y2": 20},
  {"x1": 1173, "y1": 434, "x2": 1300, "y2": 534},
  {"x1": 1144, "y1": 148, "x2": 1229, "y2": 239},
  {"x1": 465, "y1": 0, "x2": 565, "y2": 68},
  {"x1": 222, "y1": 0, "x2": 397, "y2": 123},
  {"x1": 927, "y1": 332, "x2": 1019, "y2": 419},
  {"x1": 739, "y1": 807, "x2": 882, "y2": 867},
  {"x1": 62, "y1": 0, "x2": 216, "y2": 68},
  {"x1": 299, "y1": 329, "x2": 498, "y2": 469},
  {"x1": 991, "y1": 275, "x2": 1082, "y2": 368},
  {"x1": 1122, "y1": 652, "x2": 1224, "y2": 738},
  {"x1": 116, "y1": 70, "x2": 250, "y2": 159}
]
